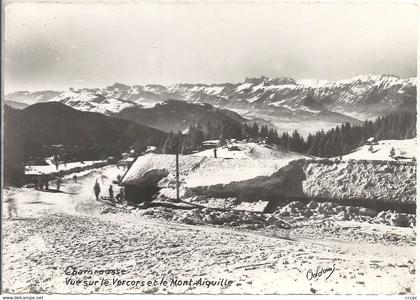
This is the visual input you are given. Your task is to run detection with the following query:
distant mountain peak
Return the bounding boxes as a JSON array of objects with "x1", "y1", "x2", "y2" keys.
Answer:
[
  {"x1": 107, "y1": 82, "x2": 131, "y2": 90},
  {"x1": 5, "y1": 74, "x2": 415, "y2": 127},
  {"x1": 244, "y1": 76, "x2": 296, "y2": 86}
]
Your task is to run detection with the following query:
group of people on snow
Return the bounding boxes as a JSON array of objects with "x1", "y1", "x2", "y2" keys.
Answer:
[
  {"x1": 93, "y1": 179, "x2": 125, "y2": 205},
  {"x1": 34, "y1": 174, "x2": 62, "y2": 191},
  {"x1": 34, "y1": 174, "x2": 50, "y2": 191}
]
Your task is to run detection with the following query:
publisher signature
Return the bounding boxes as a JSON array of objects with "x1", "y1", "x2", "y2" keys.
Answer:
[{"x1": 306, "y1": 264, "x2": 335, "y2": 280}]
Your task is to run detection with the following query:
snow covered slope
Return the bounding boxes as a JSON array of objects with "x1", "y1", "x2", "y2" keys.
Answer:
[
  {"x1": 47, "y1": 91, "x2": 138, "y2": 114},
  {"x1": 25, "y1": 159, "x2": 107, "y2": 175},
  {"x1": 342, "y1": 138, "x2": 416, "y2": 161},
  {"x1": 6, "y1": 75, "x2": 415, "y2": 136},
  {"x1": 7, "y1": 74, "x2": 415, "y2": 120},
  {"x1": 168, "y1": 74, "x2": 415, "y2": 120},
  {"x1": 192, "y1": 141, "x2": 310, "y2": 160}
]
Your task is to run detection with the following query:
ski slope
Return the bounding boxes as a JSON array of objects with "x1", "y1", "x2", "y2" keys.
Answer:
[
  {"x1": 342, "y1": 138, "x2": 416, "y2": 161},
  {"x1": 25, "y1": 158, "x2": 107, "y2": 175},
  {"x1": 192, "y1": 141, "x2": 310, "y2": 160}
]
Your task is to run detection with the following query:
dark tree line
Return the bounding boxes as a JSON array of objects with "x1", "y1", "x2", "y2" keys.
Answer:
[
  {"x1": 160, "y1": 121, "x2": 281, "y2": 154},
  {"x1": 278, "y1": 112, "x2": 416, "y2": 157},
  {"x1": 159, "y1": 112, "x2": 416, "y2": 157}
]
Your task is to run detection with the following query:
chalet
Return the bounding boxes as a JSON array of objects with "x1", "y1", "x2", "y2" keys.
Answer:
[
  {"x1": 119, "y1": 155, "x2": 172, "y2": 203},
  {"x1": 366, "y1": 137, "x2": 378, "y2": 145},
  {"x1": 118, "y1": 153, "x2": 282, "y2": 210},
  {"x1": 145, "y1": 146, "x2": 162, "y2": 154},
  {"x1": 200, "y1": 140, "x2": 220, "y2": 150}
]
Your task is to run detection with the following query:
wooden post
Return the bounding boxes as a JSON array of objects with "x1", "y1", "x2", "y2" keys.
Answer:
[{"x1": 176, "y1": 144, "x2": 180, "y2": 201}]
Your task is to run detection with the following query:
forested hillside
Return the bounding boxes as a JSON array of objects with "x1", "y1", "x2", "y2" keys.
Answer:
[{"x1": 162, "y1": 112, "x2": 416, "y2": 157}]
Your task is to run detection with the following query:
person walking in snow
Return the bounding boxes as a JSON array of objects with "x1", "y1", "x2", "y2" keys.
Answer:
[
  {"x1": 56, "y1": 177, "x2": 62, "y2": 191},
  {"x1": 34, "y1": 177, "x2": 39, "y2": 190},
  {"x1": 38, "y1": 175, "x2": 43, "y2": 190},
  {"x1": 5, "y1": 193, "x2": 18, "y2": 219},
  {"x1": 53, "y1": 155, "x2": 60, "y2": 171},
  {"x1": 116, "y1": 187, "x2": 125, "y2": 205},
  {"x1": 93, "y1": 179, "x2": 101, "y2": 201},
  {"x1": 44, "y1": 175, "x2": 49, "y2": 190},
  {"x1": 109, "y1": 185, "x2": 114, "y2": 203},
  {"x1": 73, "y1": 175, "x2": 78, "y2": 183}
]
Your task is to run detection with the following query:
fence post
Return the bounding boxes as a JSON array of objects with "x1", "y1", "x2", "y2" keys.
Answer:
[{"x1": 176, "y1": 145, "x2": 180, "y2": 201}]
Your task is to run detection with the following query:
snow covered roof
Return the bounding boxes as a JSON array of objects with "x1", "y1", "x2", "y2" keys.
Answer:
[
  {"x1": 120, "y1": 154, "x2": 287, "y2": 187},
  {"x1": 120, "y1": 154, "x2": 205, "y2": 186},
  {"x1": 203, "y1": 140, "x2": 220, "y2": 145}
]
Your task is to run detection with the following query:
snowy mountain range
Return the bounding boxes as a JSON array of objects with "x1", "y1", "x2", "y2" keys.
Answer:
[{"x1": 5, "y1": 74, "x2": 416, "y2": 134}]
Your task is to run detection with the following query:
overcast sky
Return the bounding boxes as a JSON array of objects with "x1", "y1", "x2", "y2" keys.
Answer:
[{"x1": 4, "y1": 1, "x2": 418, "y2": 92}]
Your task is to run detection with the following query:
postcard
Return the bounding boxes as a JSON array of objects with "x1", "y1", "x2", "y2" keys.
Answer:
[{"x1": 2, "y1": 0, "x2": 418, "y2": 297}]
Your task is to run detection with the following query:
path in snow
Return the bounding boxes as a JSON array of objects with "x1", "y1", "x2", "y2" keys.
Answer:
[{"x1": 2, "y1": 165, "x2": 416, "y2": 294}]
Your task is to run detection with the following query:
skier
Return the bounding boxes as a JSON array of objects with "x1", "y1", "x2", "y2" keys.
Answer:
[
  {"x1": 73, "y1": 175, "x2": 78, "y2": 183},
  {"x1": 93, "y1": 179, "x2": 101, "y2": 201},
  {"x1": 213, "y1": 147, "x2": 217, "y2": 158}
]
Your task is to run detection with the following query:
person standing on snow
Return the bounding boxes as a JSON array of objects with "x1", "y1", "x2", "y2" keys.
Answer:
[
  {"x1": 116, "y1": 187, "x2": 125, "y2": 205},
  {"x1": 56, "y1": 177, "x2": 62, "y2": 191},
  {"x1": 109, "y1": 185, "x2": 114, "y2": 203},
  {"x1": 34, "y1": 177, "x2": 39, "y2": 190},
  {"x1": 38, "y1": 175, "x2": 44, "y2": 191},
  {"x1": 93, "y1": 179, "x2": 101, "y2": 201},
  {"x1": 44, "y1": 175, "x2": 49, "y2": 190},
  {"x1": 5, "y1": 192, "x2": 18, "y2": 219}
]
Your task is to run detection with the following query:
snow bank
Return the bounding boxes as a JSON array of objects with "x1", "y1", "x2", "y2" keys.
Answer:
[
  {"x1": 302, "y1": 159, "x2": 416, "y2": 211},
  {"x1": 188, "y1": 159, "x2": 416, "y2": 213},
  {"x1": 120, "y1": 153, "x2": 416, "y2": 213}
]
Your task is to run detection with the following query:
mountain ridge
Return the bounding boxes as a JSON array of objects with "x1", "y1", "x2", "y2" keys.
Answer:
[
  {"x1": 4, "y1": 102, "x2": 167, "y2": 161},
  {"x1": 6, "y1": 74, "x2": 415, "y2": 133}
]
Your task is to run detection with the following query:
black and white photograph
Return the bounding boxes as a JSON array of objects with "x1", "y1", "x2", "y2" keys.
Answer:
[{"x1": 1, "y1": 0, "x2": 418, "y2": 296}]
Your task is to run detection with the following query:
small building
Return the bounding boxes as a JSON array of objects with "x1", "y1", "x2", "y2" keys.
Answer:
[
  {"x1": 145, "y1": 146, "x2": 162, "y2": 154},
  {"x1": 366, "y1": 137, "x2": 378, "y2": 145},
  {"x1": 200, "y1": 140, "x2": 220, "y2": 150}
]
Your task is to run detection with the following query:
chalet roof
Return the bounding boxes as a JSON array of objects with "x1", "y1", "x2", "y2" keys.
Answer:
[
  {"x1": 120, "y1": 154, "x2": 284, "y2": 187},
  {"x1": 120, "y1": 154, "x2": 205, "y2": 186}
]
